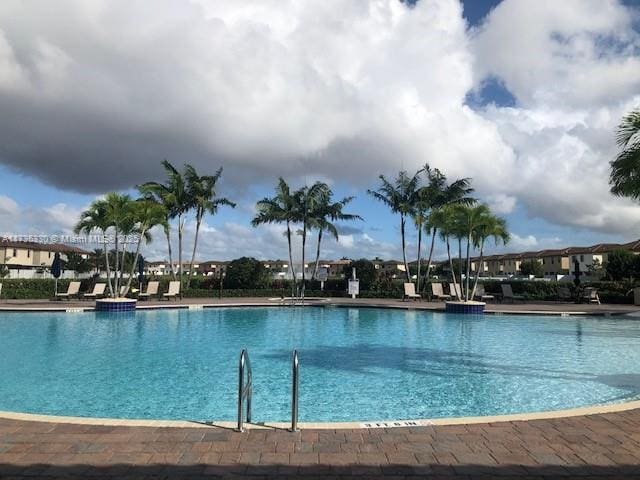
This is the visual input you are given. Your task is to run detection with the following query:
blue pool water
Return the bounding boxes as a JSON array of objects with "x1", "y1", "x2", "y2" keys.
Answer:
[{"x1": 1, "y1": 307, "x2": 640, "y2": 422}]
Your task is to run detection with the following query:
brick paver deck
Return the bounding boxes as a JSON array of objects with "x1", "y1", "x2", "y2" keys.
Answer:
[{"x1": 2, "y1": 409, "x2": 640, "y2": 478}]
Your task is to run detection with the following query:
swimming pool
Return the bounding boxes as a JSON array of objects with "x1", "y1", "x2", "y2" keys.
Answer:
[{"x1": 1, "y1": 307, "x2": 640, "y2": 423}]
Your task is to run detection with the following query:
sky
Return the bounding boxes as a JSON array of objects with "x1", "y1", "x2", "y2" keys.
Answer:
[{"x1": 0, "y1": 0, "x2": 639, "y2": 262}]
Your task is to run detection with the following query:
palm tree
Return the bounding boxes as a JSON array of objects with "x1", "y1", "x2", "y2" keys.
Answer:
[
  {"x1": 429, "y1": 205, "x2": 462, "y2": 301},
  {"x1": 251, "y1": 178, "x2": 298, "y2": 297},
  {"x1": 75, "y1": 200, "x2": 113, "y2": 296},
  {"x1": 470, "y1": 214, "x2": 509, "y2": 300},
  {"x1": 294, "y1": 182, "x2": 329, "y2": 299},
  {"x1": 610, "y1": 109, "x2": 640, "y2": 199},
  {"x1": 309, "y1": 190, "x2": 362, "y2": 280},
  {"x1": 122, "y1": 199, "x2": 168, "y2": 296},
  {"x1": 139, "y1": 160, "x2": 190, "y2": 290},
  {"x1": 184, "y1": 165, "x2": 235, "y2": 288},
  {"x1": 102, "y1": 192, "x2": 135, "y2": 296},
  {"x1": 368, "y1": 170, "x2": 422, "y2": 282},
  {"x1": 422, "y1": 170, "x2": 474, "y2": 292}
]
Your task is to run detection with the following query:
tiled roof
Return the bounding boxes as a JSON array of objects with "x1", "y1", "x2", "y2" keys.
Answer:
[{"x1": 0, "y1": 240, "x2": 90, "y2": 254}]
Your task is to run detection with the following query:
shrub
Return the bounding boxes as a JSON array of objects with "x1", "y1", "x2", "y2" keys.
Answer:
[{"x1": 223, "y1": 257, "x2": 269, "y2": 289}]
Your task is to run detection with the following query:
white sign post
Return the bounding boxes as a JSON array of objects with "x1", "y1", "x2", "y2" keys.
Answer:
[
  {"x1": 348, "y1": 267, "x2": 359, "y2": 299},
  {"x1": 317, "y1": 267, "x2": 328, "y2": 291}
]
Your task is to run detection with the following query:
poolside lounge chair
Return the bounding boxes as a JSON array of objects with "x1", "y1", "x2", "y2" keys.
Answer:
[
  {"x1": 430, "y1": 282, "x2": 451, "y2": 301},
  {"x1": 55, "y1": 281, "x2": 81, "y2": 300},
  {"x1": 582, "y1": 287, "x2": 601, "y2": 305},
  {"x1": 474, "y1": 284, "x2": 495, "y2": 302},
  {"x1": 449, "y1": 282, "x2": 462, "y2": 299},
  {"x1": 403, "y1": 282, "x2": 421, "y2": 301},
  {"x1": 163, "y1": 281, "x2": 180, "y2": 300},
  {"x1": 138, "y1": 281, "x2": 159, "y2": 300},
  {"x1": 501, "y1": 284, "x2": 525, "y2": 303},
  {"x1": 83, "y1": 283, "x2": 106, "y2": 299},
  {"x1": 557, "y1": 285, "x2": 572, "y2": 302},
  {"x1": 0, "y1": 282, "x2": 2, "y2": 301}
]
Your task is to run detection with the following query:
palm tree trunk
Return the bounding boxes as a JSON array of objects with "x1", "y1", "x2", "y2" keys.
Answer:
[
  {"x1": 186, "y1": 211, "x2": 202, "y2": 289},
  {"x1": 124, "y1": 229, "x2": 146, "y2": 295},
  {"x1": 286, "y1": 221, "x2": 296, "y2": 298},
  {"x1": 312, "y1": 229, "x2": 323, "y2": 280},
  {"x1": 457, "y1": 238, "x2": 464, "y2": 294},
  {"x1": 178, "y1": 214, "x2": 184, "y2": 299},
  {"x1": 301, "y1": 221, "x2": 307, "y2": 300},
  {"x1": 447, "y1": 237, "x2": 461, "y2": 301},
  {"x1": 119, "y1": 240, "x2": 129, "y2": 296},
  {"x1": 416, "y1": 220, "x2": 423, "y2": 292},
  {"x1": 471, "y1": 239, "x2": 485, "y2": 300},
  {"x1": 423, "y1": 228, "x2": 437, "y2": 294},
  {"x1": 465, "y1": 234, "x2": 471, "y2": 301},
  {"x1": 165, "y1": 224, "x2": 176, "y2": 280},
  {"x1": 114, "y1": 228, "x2": 119, "y2": 296},
  {"x1": 103, "y1": 235, "x2": 114, "y2": 297},
  {"x1": 401, "y1": 215, "x2": 410, "y2": 282}
]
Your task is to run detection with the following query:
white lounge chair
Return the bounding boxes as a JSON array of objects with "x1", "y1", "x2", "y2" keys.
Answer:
[
  {"x1": 449, "y1": 282, "x2": 462, "y2": 299},
  {"x1": 403, "y1": 282, "x2": 421, "y2": 301},
  {"x1": 83, "y1": 283, "x2": 106, "y2": 299},
  {"x1": 501, "y1": 284, "x2": 525, "y2": 303},
  {"x1": 163, "y1": 281, "x2": 180, "y2": 300},
  {"x1": 0, "y1": 282, "x2": 3, "y2": 301},
  {"x1": 474, "y1": 284, "x2": 495, "y2": 302},
  {"x1": 56, "y1": 281, "x2": 81, "y2": 300},
  {"x1": 138, "y1": 281, "x2": 159, "y2": 300},
  {"x1": 430, "y1": 282, "x2": 451, "y2": 301},
  {"x1": 582, "y1": 287, "x2": 601, "y2": 305}
]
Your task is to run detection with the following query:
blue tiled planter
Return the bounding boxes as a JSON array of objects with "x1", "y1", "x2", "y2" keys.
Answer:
[
  {"x1": 95, "y1": 298, "x2": 137, "y2": 312},
  {"x1": 445, "y1": 301, "x2": 485, "y2": 315}
]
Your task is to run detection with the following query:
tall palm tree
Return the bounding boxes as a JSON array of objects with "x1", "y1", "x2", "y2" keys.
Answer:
[
  {"x1": 310, "y1": 190, "x2": 362, "y2": 280},
  {"x1": 102, "y1": 192, "x2": 135, "y2": 296},
  {"x1": 75, "y1": 200, "x2": 113, "y2": 296},
  {"x1": 184, "y1": 165, "x2": 235, "y2": 288},
  {"x1": 139, "y1": 162, "x2": 179, "y2": 280},
  {"x1": 368, "y1": 170, "x2": 422, "y2": 282},
  {"x1": 470, "y1": 214, "x2": 509, "y2": 300},
  {"x1": 294, "y1": 182, "x2": 329, "y2": 299},
  {"x1": 429, "y1": 205, "x2": 462, "y2": 301},
  {"x1": 122, "y1": 199, "x2": 168, "y2": 296},
  {"x1": 422, "y1": 171, "x2": 474, "y2": 292},
  {"x1": 139, "y1": 160, "x2": 190, "y2": 290},
  {"x1": 610, "y1": 109, "x2": 640, "y2": 199},
  {"x1": 251, "y1": 178, "x2": 298, "y2": 297}
]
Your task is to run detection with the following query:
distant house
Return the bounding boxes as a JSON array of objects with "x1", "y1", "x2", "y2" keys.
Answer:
[{"x1": 0, "y1": 240, "x2": 90, "y2": 278}]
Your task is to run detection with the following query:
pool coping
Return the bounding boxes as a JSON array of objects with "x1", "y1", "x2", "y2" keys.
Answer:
[
  {"x1": 0, "y1": 300, "x2": 636, "y2": 316},
  {"x1": 2, "y1": 400, "x2": 640, "y2": 430}
]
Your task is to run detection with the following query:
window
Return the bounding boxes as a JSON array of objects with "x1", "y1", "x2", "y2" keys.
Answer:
[
  {"x1": 27, "y1": 250, "x2": 30, "y2": 258},
  {"x1": 12, "y1": 248, "x2": 16, "y2": 256},
  {"x1": 551, "y1": 258, "x2": 554, "y2": 264},
  {"x1": 580, "y1": 255, "x2": 584, "y2": 262},
  {"x1": 48, "y1": 252, "x2": 52, "y2": 258},
  {"x1": 572, "y1": 255, "x2": 576, "y2": 262}
]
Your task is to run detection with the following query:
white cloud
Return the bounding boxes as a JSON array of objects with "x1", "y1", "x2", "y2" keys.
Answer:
[
  {"x1": 471, "y1": 0, "x2": 640, "y2": 236},
  {"x1": 485, "y1": 193, "x2": 516, "y2": 214},
  {"x1": 0, "y1": 195, "x2": 18, "y2": 216}
]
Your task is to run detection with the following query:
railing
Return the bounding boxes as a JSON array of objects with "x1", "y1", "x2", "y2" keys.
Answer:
[
  {"x1": 237, "y1": 349, "x2": 252, "y2": 432},
  {"x1": 291, "y1": 349, "x2": 299, "y2": 431}
]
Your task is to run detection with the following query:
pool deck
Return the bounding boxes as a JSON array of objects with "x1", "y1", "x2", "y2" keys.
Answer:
[
  {"x1": 2, "y1": 408, "x2": 640, "y2": 478},
  {"x1": 0, "y1": 296, "x2": 638, "y2": 316}
]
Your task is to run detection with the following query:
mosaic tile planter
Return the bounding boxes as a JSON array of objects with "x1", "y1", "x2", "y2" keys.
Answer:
[
  {"x1": 95, "y1": 298, "x2": 137, "y2": 312},
  {"x1": 445, "y1": 301, "x2": 485, "y2": 314}
]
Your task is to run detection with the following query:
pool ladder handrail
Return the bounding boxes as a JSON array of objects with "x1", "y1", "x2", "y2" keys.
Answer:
[
  {"x1": 291, "y1": 349, "x2": 299, "y2": 432},
  {"x1": 237, "y1": 348, "x2": 252, "y2": 432}
]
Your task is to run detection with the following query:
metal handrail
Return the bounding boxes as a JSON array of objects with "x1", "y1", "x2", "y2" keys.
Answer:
[
  {"x1": 237, "y1": 349, "x2": 252, "y2": 432},
  {"x1": 291, "y1": 349, "x2": 299, "y2": 431}
]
